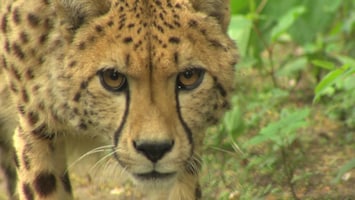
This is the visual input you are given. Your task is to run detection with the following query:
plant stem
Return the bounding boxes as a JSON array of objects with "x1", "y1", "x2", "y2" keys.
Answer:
[
  {"x1": 251, "y1": 25, "x2": 278, "y2": 88},
  {"x1": 281, "y1": 146, "x2": 300, "y2": 200}
]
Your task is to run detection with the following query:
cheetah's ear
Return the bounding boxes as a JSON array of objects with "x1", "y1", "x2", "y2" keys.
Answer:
[
  {"x1": 189, "y1": 0, "x2": 231, "y2": 33},
  {"x1": 53, "y1": 0, "x2": 111, "y2": 40}
]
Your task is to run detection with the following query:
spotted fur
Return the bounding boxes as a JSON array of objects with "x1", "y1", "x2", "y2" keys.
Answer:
[{"x1": 0, "y1": 0, "x2": 237, "y2": 199}]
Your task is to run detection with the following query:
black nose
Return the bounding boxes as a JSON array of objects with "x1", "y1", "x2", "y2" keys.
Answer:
[{"x1": 133, "y1": 140, "x2": 174, "y2": 163}]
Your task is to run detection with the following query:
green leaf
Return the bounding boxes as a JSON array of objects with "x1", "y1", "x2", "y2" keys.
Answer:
[
  {"x1": 271, "y1": 6, "x2": 306, "y2": 42},
  {"x1": 228, "y1": 16, "x2": 252, "y2": 57},
  {"x1": 333, "y1": 158, "x2": 355, "y2": 183},
  {"x1": 277, "y1": 57, "x2": 307, "y2": 77},
  {"x1": 230, "y1": 0, "x2": 248, "y2": 15},
  {"x1": 314, "y1": 66, "x2": 348, "y2": 102},
  {"x1": 245, "y1": 108, "x2": 310, "y2": 147},
  {"x1": 223, "y1": 106, "x2": 244, "y2": 141},
  {"x1": 289, "y1": 0, "x2": 342, "y2": 44},
  {"x1": 336, "y1": 55, "x2": 355, "y2": 68},
  {"x1": 312, "y1": 60, "x2": 336, "y2": 70}
]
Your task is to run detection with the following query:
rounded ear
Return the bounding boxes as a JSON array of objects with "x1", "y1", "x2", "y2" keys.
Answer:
[
  {"x1": 53, "y1": 0, "x2": 111, "y2": 40},
  {"x1": 190, "y1": 0, "x2": 231, "y2": 33}
]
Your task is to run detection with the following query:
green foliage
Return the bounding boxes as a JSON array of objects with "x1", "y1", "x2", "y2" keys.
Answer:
[
  {"x1": 245, "y1": 108, "x2": 309, "y2": 148},
  {"x1": 204, "y1": 0, "x2": 355, "y2": 199},
  {"x1": 312, "y1": 54, "x2": 355, "y2": 128},
  {"x1": 333, "y1": 158, "x2": 355, "y2": 183}
]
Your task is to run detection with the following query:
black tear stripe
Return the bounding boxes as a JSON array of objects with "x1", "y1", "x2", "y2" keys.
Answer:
[
  {"x1": 175, "y1": 88, "x2": 194, "y2": 154},
  {"x1": 113, "y1": 90, "x2": 130, "y2": 146}
]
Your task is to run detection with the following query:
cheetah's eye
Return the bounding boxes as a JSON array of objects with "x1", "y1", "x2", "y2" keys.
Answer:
[
  {"x1": 176, "y1": 68, "x2": 205, "y2": 90},
  {"x1": 98, "y1": 69, "x2": 127, "y2": 92}
]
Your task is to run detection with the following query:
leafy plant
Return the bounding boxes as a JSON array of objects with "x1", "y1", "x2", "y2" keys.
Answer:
[
  {"x1": 244, "y1": 108, "x2": 310, "y2": 199},
  {"x1": 312, "y1": 55, "x2": 355, "y2": 189},
  {"x1": 201, "y1": 1, "x2": 355, "y2": 199}
]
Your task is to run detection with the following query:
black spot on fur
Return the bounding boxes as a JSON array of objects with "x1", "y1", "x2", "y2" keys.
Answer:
[
  {"x1": 22, "y1": 144, "x2": 31, "y2": 170},
  {"x1": 155, "y1": 24, "x2": 164, "y2": 33},
  {"x1": 68, "y1": 60, "x2": 77, "y2": 68},
  {"x1": 107, "y1": 20, "x2": 114, "y2": 27},
  {"x1": 78, "y1": 42, "x2": 86, "y2": 50},
  {"x1": 195, "y1": 184, "x2": 202, "y2": 199},
  {"x1": 73, "y1": 92, "x2": 81, "y2": 102},
  {"x1": 216, "y1": 82, "x2": 227, "y2": 97},
  {"x1": 95, "y1": 25, "x2": 103, "y2": 33},
  {"x1": 39, "y1": 33, "x2": 48, "y2": 44},
  {"x1": 20, "y1": 32, "x2": 29, "y2": 44},
  {"x1": 32, "y1": 124, "x2": 54, "y2": 140},
  {"x1": 33, "y1": 172, "x2": 57, "y2": 197},
  {"x1": 4, "y1": 40, "x2": 10, "y2": 53},
  {"x1": 18, "y1": 105, "x2": 26, "y2": 115},
  {"x1": 208, "y1": 39, "x2": 224, "y2": 48},
  {"x1": 1, "y1": 15, "x2": 8, "y2": 33},
  {"x1": 159, "y1": 13, "x2": 164, "y2": 20},
  {"x1": 155, "y1": 0, "x2": 162, "y2": 6},
  {"x1": 127, "y1": 23, "x2": 135, "y2": 28},
  {"x1": 206, "y1": 115, "x2": 219, "y2": 124},
  {"x1": 12, "y1": 42, "x2": 25, "y2": 60},
  {"x1": 43, "y1": 18, "x2": 52, "y2": 30},
  {"x1": 169, "y1": 36, "x2": 180, "y2": 44},
  {"x1": 1, "y1": 55, "x2": 7, "y2": 69},
  {"x1": 23, "y1": 183, "x2": 34, "y2": 200},
  {"x1": 88, "y1": 35, "x2": 96, "y2": 43},
  {"x1": 80, "y1": 81, "x2": 88, "y2": 90},
  {"x1": 173, "y1": 20, "x2": 181, "y2": 27},
  {"x1": 222, "y1": 101, "x2": 230, "y2": 109},
  {"x1": 12, "y1": 8, "x2": 21, "y2": 24},
  {"x1": 79, "y1": 121, "x2": 88, "y2": 130},
  {"x1": 213, "y1": 76, "x2": 227, "y2": 97},
  {"x1": 163, "y1": 21, "x2": 174, "y2": 29},
  {"x1": 10, "y1": 66, "x2": 21, "y2": 80},
  {"x1": 27, "y1": 13, "x2": 40, "y2": 27},
  {"x1": 123, "y1": 37, "x2": 133, "y2": 43},
  {"x1": 32, "y1": 85, "x2": 40, "y2": 93},
  {"x1": 21, "y1": 89, "x2": 29, "y2": 103},
  {"x1": 188, "y1": 19, "x2": 198, "y2": 28},
  {"x1": 137, "y1": 27, "x2": 142, "y2": 34},
  {"x1": 10, "y1": 83, "x2": 18, "y2": 93},
  {"x1": 61, "y1": 172, "x2": 72, "y2": 194},
  {"x1": 27, "y1": 112, "x2": 39, "y2": 125}
]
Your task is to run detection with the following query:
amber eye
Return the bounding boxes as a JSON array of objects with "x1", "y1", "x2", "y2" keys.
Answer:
[
  {"x1": 176, "y1": 68, "x2": 205, "y2": 90},
  {"x1": 98, "y1": 68, "x2": 127, "y2": 92}
]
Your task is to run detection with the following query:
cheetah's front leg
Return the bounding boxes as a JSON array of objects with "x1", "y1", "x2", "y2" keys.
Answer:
[{"x1": 13, "y1": 126, "x2": 73, "y2": 200}]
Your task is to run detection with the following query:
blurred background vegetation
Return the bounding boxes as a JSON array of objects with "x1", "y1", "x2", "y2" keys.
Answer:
[{"x1": 202, "y1": 0, "x2": 355, "y2": 199}]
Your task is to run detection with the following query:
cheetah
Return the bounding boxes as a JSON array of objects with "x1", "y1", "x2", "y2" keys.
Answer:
[{"x1": 0, "y1": 0, "x2": 237, "y2": 199}]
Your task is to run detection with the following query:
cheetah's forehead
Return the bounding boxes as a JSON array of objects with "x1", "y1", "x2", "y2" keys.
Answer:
[{"x1": 67, "y1": 0, "x2": 233, "y2": 78}]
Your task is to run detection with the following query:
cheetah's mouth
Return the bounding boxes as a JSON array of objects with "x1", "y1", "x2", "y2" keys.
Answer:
[{"x1": 134, "y1": 171, "x2": 176, "y2": 181}]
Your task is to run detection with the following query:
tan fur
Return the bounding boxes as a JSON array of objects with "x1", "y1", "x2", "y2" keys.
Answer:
[{"x1": 0, "y1": 0, "x2": 237, "y2": 199}]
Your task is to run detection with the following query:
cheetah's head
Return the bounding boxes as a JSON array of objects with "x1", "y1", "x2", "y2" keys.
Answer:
[{"x1": 53, "y1": 0, "x2": 237, "y2": 187}]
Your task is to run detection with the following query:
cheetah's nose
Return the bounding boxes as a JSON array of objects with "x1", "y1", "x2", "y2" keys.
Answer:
[{"x1": 133, "y1": 140, "x2": 174, "y2": 163}]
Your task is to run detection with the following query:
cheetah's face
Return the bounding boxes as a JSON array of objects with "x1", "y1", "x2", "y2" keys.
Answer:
[{"x1": 55, "y1": 0, "x2": 237, "y2": 186}]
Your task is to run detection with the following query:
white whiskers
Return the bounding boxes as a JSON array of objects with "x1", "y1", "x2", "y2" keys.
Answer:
[{"x1": 67, "y1": 144, "x2": 114, "y2": 172}]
